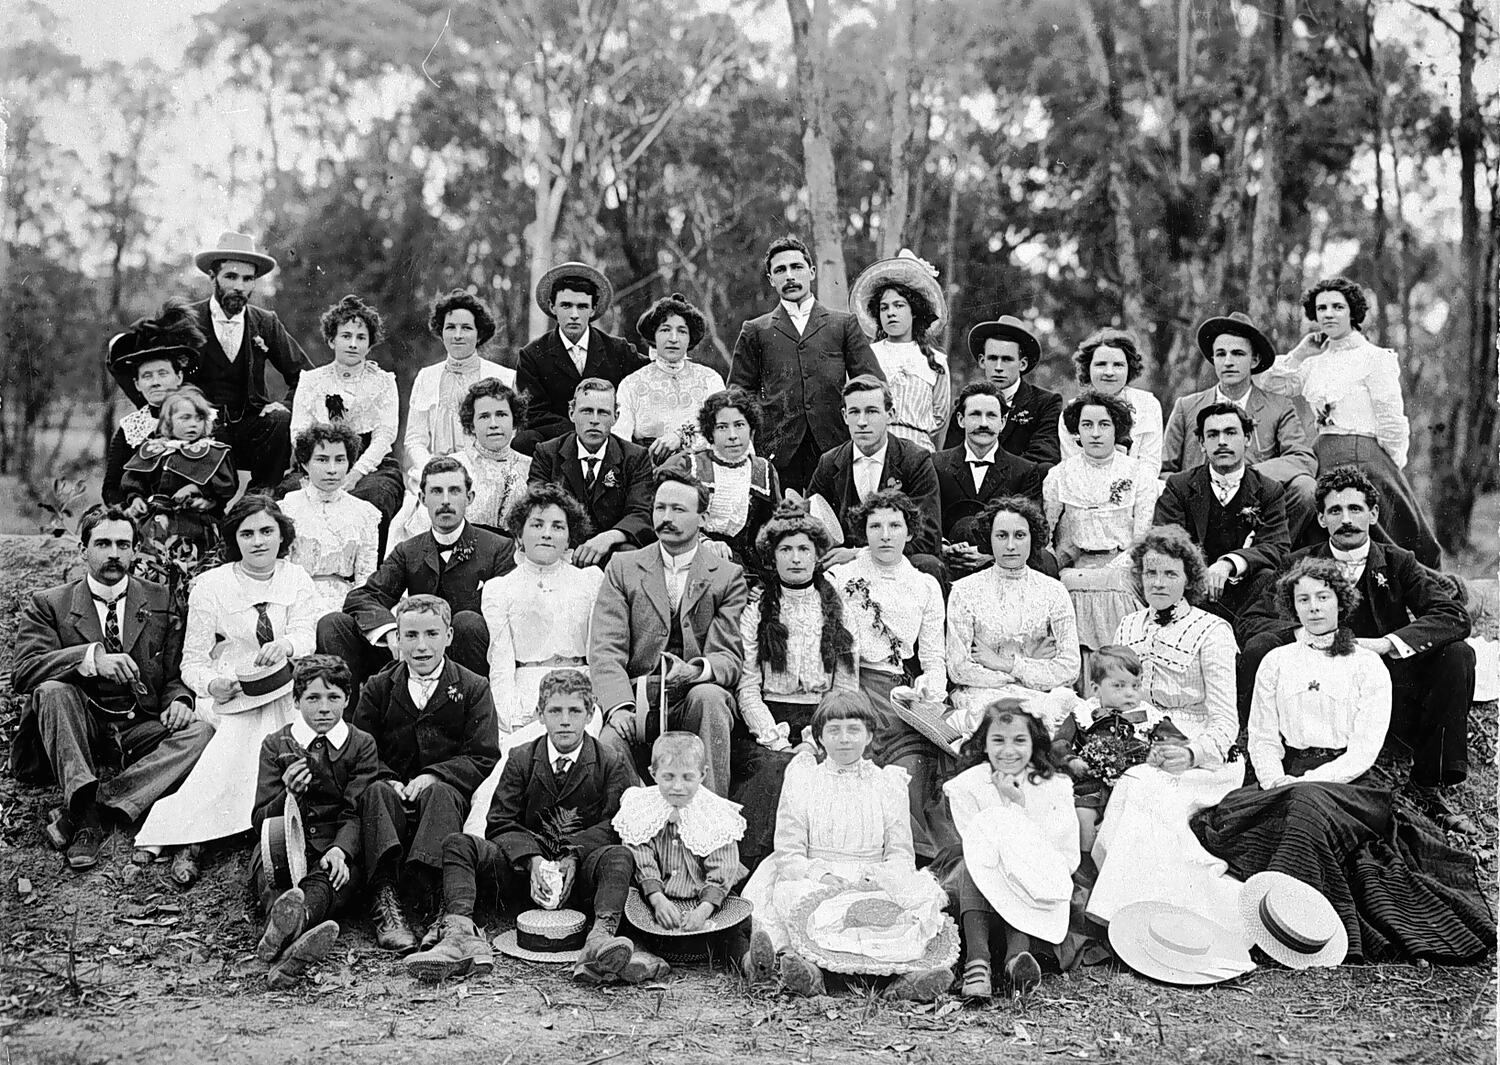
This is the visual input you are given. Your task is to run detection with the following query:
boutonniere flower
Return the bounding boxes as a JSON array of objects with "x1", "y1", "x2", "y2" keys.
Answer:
[
  {"x1": 445, "y1": 683, "x2": 461, "y2": 702},
  {"x1": 1315, "y1": 402, "x2": 1335, "y2": 429},
  {"x1": 1238, "y1": 504, "x2": 1263, "y2": 527},
  {"x1": 1011, "y1": 410, "x2": 1032, "y2": 424},
  {"x1": 450, "y1": 539, "x2": 474, "y2": 564},
  {"x1": 882, "y1": 476, "x2": 904, "y2": 492},
  {"x1": 1374, "y1": 572, "x2": 1388, "y2": 588},
  {"x1": 602, "y1": 469, "x2": 619, "y2": 489},
  {"x1": 252, "y1": 335, "x2": 268, "y2": 354},
  {"x1": 1107, "y1": 478, "x2": 1133, "y2": 505}
]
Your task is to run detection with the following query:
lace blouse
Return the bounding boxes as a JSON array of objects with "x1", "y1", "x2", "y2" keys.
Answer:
[
  {"x1": 280, "y1": 486, "x2": 381, "y2": 613},
  {"x1": 290, "y1": 362, "x2": 400, "y2": 476},
  {"x1": 870, "y1": 340, "x2": 950, "y2": 451},
  {"x1": 769, "y1": 753, "x2": 915, "y2": 877},
  {"x1": 737, "y1": 586, "x2": 861, "y2": 748},
  {"x1": 1259, "y1": 332, "x2": 1411, "y2": 468},
  {"x1": 1043, "y1": 451, "x2": 1154, "y2": 562},
  {"x1": 703, "y1": 457, "x2": 753, "y2": 537},
  {"x1": 828, "y1": 552, "x2": 945, "y2": 689},
  {"x1": 946, "y1": 565, "x2": 1081, "y2": 693},
  {"x1": 1058, "y1": 385, "x2": 1164, "y2": 480},
  {"x1": 613, "y1": 359, "x2": 725, "y2": 445}
]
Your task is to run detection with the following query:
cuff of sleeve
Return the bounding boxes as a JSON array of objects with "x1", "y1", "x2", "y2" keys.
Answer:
[
  {"x1": 699, "y1": 885, "x2": 728, "y2": 907},
  {"x1": 80, "y1": 643, "x2": 101, "y2": 677},
  {"x1": 367, "y1": 624, "x2": 395, "y2": 647},
  {"x1": 692, "y1": 659, "x2": 712, "y2": 683},
  {"x1": 1387, "y1": 634, "x2": 1415, "y2": 659},
  {"x1": 1187, "y1": 736, "x2": 1222, "y2": 769},
  {"x1": 639, "y1": 879, "x2": 665, "y2": 899},
  {"x1": 1224, "y1": 554, "x2": 1246, "y2": 578}
]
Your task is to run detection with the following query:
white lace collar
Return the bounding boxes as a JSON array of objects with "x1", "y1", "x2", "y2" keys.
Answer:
[{"x1": 612, "y1": 785, "x2": 745, "y2": 856}]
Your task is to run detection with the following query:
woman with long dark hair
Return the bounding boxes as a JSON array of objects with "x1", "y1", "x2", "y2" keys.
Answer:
[{"x1": 849, "y1": 251, "x2": 950, "y2": 452}]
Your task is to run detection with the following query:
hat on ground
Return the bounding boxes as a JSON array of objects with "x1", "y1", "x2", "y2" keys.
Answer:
[
  {"x1": 212, "y1": 660, "x2": 294, "y2": 717},
  {"x1": 966, "y1": 316, "x2": 1043, "y2": 372},
  {"x1": 848, "y1": 250, "x2": 946, "y2": 341},
  {"x1": 1238, "y1": 871, "x2": 1348, "y2": 969},
  {"x1": 1196, "y1": 311, "x2": 1277, "y2": 374},
  {"x1": 194, "y1": 231, "x2": 278, "y2": 278},
  {"x1": 536, "y1": 262, "x2": 613, "y2": 319},
  {"x1": 624, "y1": 890, "x2": 752, "y2": 963},
  {"x1": 493, "y1": 908, "x2": 589, "y2": 964},
  {"x1": 260, "y1": 793, "x2": 307, "y2": 891},
  {"x1": 1109, "y1": 901, "x2": 1255, "y2": 986},
  {"x1": 787, "y1": 884, "x2": 960, "y2": 976},
  {"x1": 889, "y1": 686, "x2": 962, "y2": 753}
]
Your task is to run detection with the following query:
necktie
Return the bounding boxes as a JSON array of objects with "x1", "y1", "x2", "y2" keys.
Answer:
[
  {"x1": 94, "y1": 593, "x2": 124, "y2": 654},
  {"x1": 583, "y1": 458, "x2": 598, "y2": 488},
  {"x1": 554, "y1": 756, "x2": 571, "y2": 779},
  {"x1": 254, "y1": 602, "x2": 275, "y2": 647},
  {"x1": 306, "y1": 736, "x2": 333, "y2": 788}
]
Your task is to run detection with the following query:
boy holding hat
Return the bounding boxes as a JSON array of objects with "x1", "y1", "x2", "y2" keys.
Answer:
[{"x1": 942, "y1": 316, "x2": 1062, "y2": 467}]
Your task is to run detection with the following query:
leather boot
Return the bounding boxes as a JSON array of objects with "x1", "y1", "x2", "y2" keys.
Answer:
[
  {"x1": 266, "y1": 921, "x2": 340, "y2": 990},
  {"x1": 405, "y1": 914, "x2": 494, "y2": 983},
  {"x1": 371, "y1": 882, "x2": 418, "y2": 955},
  {"x1": 65, "y1": 805, "x2": 105, "y2": 871},
  {"x1": 779, "y1": 951, "x2": 825, "y2": 997},
  {"x1": 257, "y1": 887, "x2": 308, "y2": 962},
  {"x1": 575, "y1": 912, "x2": 633, "y2": 982},
  {"x1": 618, "y1": 947, "x2": 670, "y2": 984}
]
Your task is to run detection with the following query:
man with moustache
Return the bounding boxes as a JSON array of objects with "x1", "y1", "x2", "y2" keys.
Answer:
[
  {"x1": 729, "y1": 235, "x2": 885, "y2": 493},
  {"x1": 316, "y1": 457, "x2": 516, "y2": 693},
  {"x1": 1162, "y1": 312, "x2": 1317, "y2": 544},
  {"x1": 589, "y1": 469, "x2": 747, "y2": 795},
  {"x1": 513, "y1": 263, "x2": 646, "y2": 454},
  {"x1": 1237, "y1": 466, "x2": 1477, "y2": 836},
  {"x1": 941, "y1": 317, "x2": 1062, "y2": 467},
  {"x1": 108, "y1": 232, "x2": 311, "y2": 492},
  {"x1": 11, "y1": 506, "x2": 213, "y2": 870},
  {"x1": 1154, "y1": 402, "x2": 1291, "y2": 626}
]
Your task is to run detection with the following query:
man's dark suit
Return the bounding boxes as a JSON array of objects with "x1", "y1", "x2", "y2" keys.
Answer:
[
  {"x1": 316, "y1": 523, "x2": 517, "y2": 690},
  {"x1": 933, "y1": 444, "x2": 1045, "y2": 545},
  {"x1": 1237, "y1": 540, "x2": 1473, "y2": 787},
  {"x1": 942, "y1": 378, "x2": 1064, "y2": 468},
  {"x1": 1154, "y1": 465, "x2": 1290, "y2": 623},
  {"x1": 528, "y1": 432, "x2": 655, "y2": 552},
  {"x1": 11, "y1": 577, "x2": 213, "y2": 820},
  {"x1": 728, "y1": 301, "x2": 883, "y2": 491},
  {"x1": 513, "y1": 328, "x2": 645, "y2": 454},
  {"x1": 806, "y1": 435, "x2": 943, "y2": 559}
]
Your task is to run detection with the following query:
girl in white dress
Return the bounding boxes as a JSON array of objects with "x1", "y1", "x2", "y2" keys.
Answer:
[
  {"x1": 1057, "y1": 328, "x2": 1163, "y2": 480},
  {"x1": 848, "y1": 252, "x2": 951, "y2": 452},
  {"x1": 281, "y1": 424, "x2": 380, "y2": 615},
  {"x1": 135, "y1": 496, "x2": 320, "y2": 883},
  {"x1": 740, "y1": 691, "x2": 952, "y2": 1002}
]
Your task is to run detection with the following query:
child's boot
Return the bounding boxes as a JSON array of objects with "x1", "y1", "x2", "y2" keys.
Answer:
[
  {"x1": 575, "y1": 911, "x2": 633, "y2": 983},
  {"x1": 405, "y1": 914, "x2": 494, "y2": 982},
  {"x1": 266, "y1": 920, "x2": 339, "y2": 989}
]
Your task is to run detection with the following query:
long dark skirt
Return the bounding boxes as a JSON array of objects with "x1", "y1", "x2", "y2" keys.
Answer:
[
  {"x1": 1191, "y1": 751, "x2": 1494, "y2": 963},
  {"x1": 1316, "y1": 434, "x2": 1440, "y2": 568},
  {"x1": 861, "y1": 667, "x2": 959, "y2": 862},
  {"x1": 729, "y1": 699, "x2": 818, "y2": 868}
]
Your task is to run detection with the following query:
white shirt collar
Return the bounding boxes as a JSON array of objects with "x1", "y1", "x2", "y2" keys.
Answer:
[
  {"x1": 210, "y1": 295, "x2": 244, "y2": 323},
  {"x1": 559, "y1": 326, "x2": 591, "y2": 354},
  {"x1": 1214, "y1": 386, "x2": 1251, "y2": 409},
  {"x1": 431, "y1": 521, "x2": 467, "y2": 547},
  {"x1": 964, "y1": 441, "x2": 999, "y2": 464},
  {"x1": 853, "y1": 438, "x2": 889, "y2": 466},
  {"x1": 780, "y1": 296, "x2": 814, "y2": 318},
  {"x1": 547, "y1": 738, "x2": 582, "y2": 767},
  {"x1": 660, "y1": 541, "x2": 700, "y2": 574},
  {"x1": 1001, "y1": 379, "x2": 1021, "y2": 403},
  {"x1": 1209, "y1": 464, "x2": 1246, "y2": 496},
  {"x1": 86, "y1": 574, "x2": 129, "y2": 600},
  {"x1": 1329, "y1": 540, "x2": 1371, "y2": 564},
  {"x1": 291, "y1": 719, "x2": 350, "y2": 750},
  {"x1": 408, "y1": 659, "x2": 446, "y2": 684},
  {"x1": 577, "y1": 440, "x2": 608, "y2": 462}
]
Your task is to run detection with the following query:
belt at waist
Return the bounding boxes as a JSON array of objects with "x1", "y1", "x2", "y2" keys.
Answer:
[
  {"x1": 516, "y1": 655, "x2": 588, "y2": 669},
  {"x1": 807, "y1": 847, "x2": 883, "y2": 863}
]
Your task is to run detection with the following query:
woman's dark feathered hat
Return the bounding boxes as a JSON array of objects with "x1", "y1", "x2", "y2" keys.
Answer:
[{"x1": 107, "y1": 296, "x2": 205, "y2": 381}]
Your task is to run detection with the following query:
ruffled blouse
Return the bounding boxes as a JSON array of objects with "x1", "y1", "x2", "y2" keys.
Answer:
[
  {"x1": 1259, "y1": 331, "x2": 1410, "y2": 468},
  {"x1": 1043, "y1": 451, "x2": 1154, "y2": 562},
  {"x1": 290, "y1": 362, "x2": 400, "y2": 476},
  {"x1": 946, "y1": 565, "x2": 1080, "y2": 693},
  {"x1": 280, "y1": 487, "x2": 381, "y2": 612},
  {"x1": 737, "y1": 586, "x2": 861, "y2": 748},
  {"x1": 769, "y1": 753, "x2": 915, "y2": 879},
  {"x1": 613, "y1": 358, "x2": 725, "y2": 445},
  {"x1": 828, "y1": 552, "x2": 945, "y2": 688}
]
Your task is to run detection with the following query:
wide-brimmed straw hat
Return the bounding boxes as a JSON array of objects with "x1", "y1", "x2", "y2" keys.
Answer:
[
  {"x1": 194, "y1": 231, "x2": 277, "y2": 278},
  {"x1": 786, "y1": 884, "x2": 960, "y2": 976},
  {"x1": 212, "y1": 660, "x2": 294, "y2": 716},
  {"x1": 1196, "y1": 311, "x2": 1277, "y2": 374},
  {"x1": 493, "y1": 908, "x2": 589, "y2": 964},
  {"x1": 624, "y1": 890, "x2": 751, "y2": 963},
  {"x1": 848, "y1": 250, "x2": 946, "y2": 341},
  {"x1": 1238, "y1": 872, "x2": 1347, "y2": 969},
  {"x1": 259, "y1": 793, "x2": 307, "y2": 892},
  {"x1": 966, "y1": 316, "x2": 1043, "y2": 372},
  {"x1": 535, "y1": 262, "x2": 613, "y2": 319},
  {"x1": 1109, "y1": 901, "x2": 1255, "y2": 986},
  {"x1": 889, "y1": 685, "x2": 963, "y2": 753}
]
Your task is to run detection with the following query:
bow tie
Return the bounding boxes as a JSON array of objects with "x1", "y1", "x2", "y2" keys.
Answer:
[
  {"x1": 1153, "y1": 607, "x2": 1177, "y2": 627},
  {"x1": 968, "y1": 459, "x2": 992, "y2": 467}
]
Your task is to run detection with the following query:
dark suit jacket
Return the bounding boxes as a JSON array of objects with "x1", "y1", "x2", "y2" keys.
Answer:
[
  {"x1": 1240, "y1": 540, "x2": 1471, "y2": 653},
  {"x1": 1161, "y1": 385, "x2": 1317, "y2": 481},
  {"x1": 352, "y1": 658, "x2": 499, "y2": 796},
  {"x1": 933, "y1": 443, "x2": 1045, "y2": 544},
  {"x1": 484, "y1": 734, "x2": 633, "y2": 860},
  {"x1": 528, "y1": 432, "x2": 655, "y2": 548},
  {"x1": 109, "y1": 299, "x2": 310, "y2": 420},
  {"x1": 342, "y1": 522, "x2": 516, "y2": 634},
  {"x1": 728, "y1": 301, "x2": 883, "y2": 466},
  {"x1": 805, "y1": 435, "x2": 942, "y2": 557},
  {"x1": 11, "y1": 577, "x2": 191, "y2": 781},
  {"x1": 513, "y1": 328, "x2": 646, "y2": 454},
  {"x1": 590, "y1": 543, "x2": 747, "y2": 712},
  {"x1": 253, "y1": 724, "x2": 380, "y2": 859},
  {"x1": 1154, "y1": 466, "x2": 1290, "y2": 584},
  {"x1": 943, "y1": 378, "x2": 1064, "y2": 468}
]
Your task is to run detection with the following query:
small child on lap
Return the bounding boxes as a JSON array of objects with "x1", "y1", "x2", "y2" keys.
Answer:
[{"x1": 251, "y1": 655, "x2": 379, "y2": 989}]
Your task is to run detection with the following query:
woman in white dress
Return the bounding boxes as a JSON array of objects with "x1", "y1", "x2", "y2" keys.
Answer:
[
  {"x1": 1260, "y1": 276, "x2": 1439, "y2": 566},
  {"x1": 947, "y1": 496, "x2": 1081, "y2": 737},
  {"x1": 134, "y1": 495, "x2": 320, "y2": 884},
  {"x1": 614, "y1": 292, "x2": 725, "y2": 462},
  {"x1": 1044, "y1": 391, "x2": 1152, "y2": 655},
  {"x1": 406, "y1": 379, "x2": 531, "y2": 535},
  {"x1": 1058, "y1": 328, "x2": 1163, "y2": 480},
  {"x1": 1086, "y1": 525, "x2": 1244, "y2": 932},
  {"x1": 281, "y1": 424, "x2": 380, "y2": 615},
  {"x1": 288, "y1": 295, "x2": 404, "y2": 535},
  {"x1": 848, "y1": 251, "x2": 950, "y2": 452}
]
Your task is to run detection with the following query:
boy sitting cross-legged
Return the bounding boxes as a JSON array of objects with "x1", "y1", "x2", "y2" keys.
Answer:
[{"x1": 406, "y1": 670, "x2": 665, "y2": 984}]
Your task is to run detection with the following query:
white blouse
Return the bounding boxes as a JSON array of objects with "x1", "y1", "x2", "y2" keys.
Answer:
[
  {"x1": 946, "y1": 566, "x2": 1081, "y2": 693},
  {"x1": 703, "y1": 457, "x2": 754, "y2": 537},
  {"x1": 1259, "y1": 332, "x2": 1410, "y2": 468},
  {"x1": 1043, "y1": 451, "x2": 1154, "y2": 562},
  {"x1": 737, "y1": 586, "x2": 861, "y2": 748},
  {"x1": 769, "y1": 753, "x2": 915, "y2": 878},
  {"x1": 1059, "y1": 384, "x2": 1163, "y2": 480},
  {"x1": 870, "y1": 340, "x2": 950, "y2": 452},
  {"x1": 829, "y1": 552, "x2": 945, "y2": 690},
  {"x1": 289, "y1": 362, "x2": 400, "y2": 476},
  {"x1": 404, "y1": 357, "x2": 514, "y2": 479},
  {"x1": 280, "y1": 487, "x2": 380, "y2": 613},
  {"x1": 613, "y1": 359, "x2": 725, "y2": 445},
  {"x1": 1248, "y1": 631, "x2": 1392, "y2": 786},
  {"x1": 180, "y1": 561, "x2": 320, "y2": 704}
]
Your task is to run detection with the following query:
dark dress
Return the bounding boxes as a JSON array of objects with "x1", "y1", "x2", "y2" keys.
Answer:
[{"x1": 120, "y1": 438, "x2": 237, "y2": 557}]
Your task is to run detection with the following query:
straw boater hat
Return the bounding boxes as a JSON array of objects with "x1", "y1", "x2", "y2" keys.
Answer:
[
  {"x1": 535, "y1": 262, "x2": 614, "y2": 319},
  {"x1": 1196, "y1": 311, "x2": 1277, "y2": 374},
  {"x1": 1238, "y1": 872, "x2": 1347, "y2": 969},
  {"x1": 493, "y1": 909, "x2": 589, "y2": 964},
  {"x1": 787, "y1": 884, "x2": 960, "y2": 976},
  {"x1": 623, "y1": 891, "x2": 753, "y2": 963},
  {"x1": 848, "y1": 249, "x2": 947, "y2": 341},
  {"x1": 259, "y1": 793, "x2": 307, "y2": 891},
  {"x1": 889, "y1": 685, "x2": 963, "y2": 753},
  {"x1": 193, "y1": 230, "x2": 278, "y2": 278},
  {"x1": 966, "y1": 316, "x2": 1043, "y2": 372},
  {"x1": 212, "y1": 660, "x2": 294, "y2": 716},
  {"x1": 1109, "y1": 901, "x2": 1255, "y2": 986}
]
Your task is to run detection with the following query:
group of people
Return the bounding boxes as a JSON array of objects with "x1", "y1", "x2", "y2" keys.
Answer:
[{"x1": 12, "y1": 231, "x2": 1493, "y2": 998}]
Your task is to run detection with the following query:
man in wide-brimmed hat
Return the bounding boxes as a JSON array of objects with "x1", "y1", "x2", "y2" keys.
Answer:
[
  {"x1": 1162, "y1": 311, "x2": 1317, "y2": 543},
  {"x1": 116, "y1": 231, "x2": 311, "y2": 491},
  {"x1": 942, "y1": 316, "x2": 1063, "y2": 468},
  {"x1": 514, "y1": 262, "x2": 646, "y2": 455}
]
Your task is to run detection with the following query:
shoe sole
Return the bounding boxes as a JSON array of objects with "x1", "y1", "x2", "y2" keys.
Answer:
[
  {"x1": 266, "y1": 921, "x2": 339, "y2": 989},
  {"x1": 66, "y1": 854, "x2": 100, "y2": 871},
  {"x1": 780, "y1": 958, "x2": 824, "y2": 997},
  {"x1": 405, "y1": 952, "x2": 492, "y2": 982},
  {"x1": 1006, "y1": 953, "x2": 1042, "y2": 993},
  {"x1": 588, "y1": 937, "x2": 633, "y2": 976},
  {"x1": 747, "y1": 930, "x2": 776, "y2": 980},
  {"x1": 619, "y1": 956, "x2": 670, "y2": 984},
  {"x1": 257, "y1": 889, "x2": 307, "y2": 963}
]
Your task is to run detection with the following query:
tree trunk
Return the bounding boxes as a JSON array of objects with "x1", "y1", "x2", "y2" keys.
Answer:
[
  {"x1": 879, "y1": 0, "x2": 920, "y2": 259},
  {"x1": 1359, "y1": 1, "x2": 1392, "y2": 342},
  {"x1": 942, "y1": 148, "x2": 961, "y2": 358},
  {"x1": 1175, "y1": 0, "x2": 1193, "y2": 184},
  {"x1": 1247, "y1": 0, "x2": 1290, "y2": 327},
  {"x1": 786, "y1": 0, "x2": 848, "y2": 305}
]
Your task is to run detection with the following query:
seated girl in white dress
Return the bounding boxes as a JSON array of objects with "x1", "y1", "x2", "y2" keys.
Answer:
[{"x1": 740, "y1": 691, "x2": 953, "y2": 1003}]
